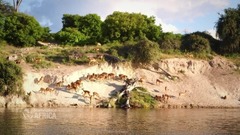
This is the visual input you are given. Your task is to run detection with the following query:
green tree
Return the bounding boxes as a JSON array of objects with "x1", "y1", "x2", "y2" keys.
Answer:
[
  {"x1": 61, "y1": 13, "x2": 102, "y2": 44},
  {"x1": 159, "y1": 32, "x2": 182, "y2": 50},
  {"x1": 102, "y1": 11, "x2": 162, "y2": 43},
  {"x1": 0, "y1": 59, "x2": 24, "y2": 96},
  {"x1": 133, "y1": 39, "x2": 160, "y2": 64},
  {"x1": 0, "y1": 0, "x2": 14, "y2": 40},
  {"x1": 55, "y1": 27, "x2": 87, "y2": 45},
  {"x1": 144, "y1": 16, "x2": 162, "y2": 42},
  {"x1": 189, "y1": 31, "x2": 220, "y2": 53},
  {"x1": 78, "y1": 14, "x2": 102, "y2": 44},
  {"x1": 4, "y1": 13, "x2": 45, "y2": 47},
  {"x1": 0, "y1": 0, "x2": 14, "y2": 14},
  {"x1": 62, "y1": 14, "x2": 81, "y2": 29},
  {"x1": 13, "y1": 0, "x2": 22, "y2": 12},
  {"x1": 215, "y1": 4, "x2": 240, "y2": 53},
  {"x1": 0, "y1": 13, "x2": 5, "y2": 40},
  {"x1": 181, "y1": 34, "x2": 211, "y2": 53}
]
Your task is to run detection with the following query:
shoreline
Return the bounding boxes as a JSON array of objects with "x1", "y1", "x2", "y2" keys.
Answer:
[
  {"x1": 2, "y1": 56, "x2": 240, "y2": 109},
  {"x1": 1, "y1": 95, "x2": 240, "y2": 109}
]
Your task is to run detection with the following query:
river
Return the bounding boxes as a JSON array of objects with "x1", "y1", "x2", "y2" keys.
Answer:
[{"x1": 0, "y1": 108, "x2": 239, "y2": 135}]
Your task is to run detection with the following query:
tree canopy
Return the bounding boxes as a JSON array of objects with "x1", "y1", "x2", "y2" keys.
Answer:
[
  {"x1": 55, "y1": 27, "x2": 87, "y2": 45},
  {"x1": 0, "y1": 0, "x2": 14, "y2": 14},
  {"x1": 102, "y1": 12, "x2": 162, "y2": 43},
  {"x1": 0, "y1": 59, "x2": 24, "y2": 96},
  {"x1": 181, "y1": 33, "x2": 211, "y2": 53},
  {"x1": 3, "y1": 12, "x2": 46, "y2": 47},
  {"x1": 158, "y1": 32, "x2": 182, "y2": 50},
  {"x1": 215, "y1": 4, "x2": 240, "y2": 53},
  {"x1": 61, "y1": 13, "x2": 102, "y2": 44}
]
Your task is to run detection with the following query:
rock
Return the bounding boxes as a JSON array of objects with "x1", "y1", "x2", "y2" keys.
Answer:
[
  {"x1": 7, "y1": 54, "x2": 18, "y2": 61},
  {"x1": 221, "y1": 95, "x2": 227, "y2": 100}
]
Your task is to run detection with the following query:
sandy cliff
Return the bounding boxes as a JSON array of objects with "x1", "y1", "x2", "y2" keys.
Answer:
[{"x1": 3, "y1": 56, "x2": 240, "y2": 108}]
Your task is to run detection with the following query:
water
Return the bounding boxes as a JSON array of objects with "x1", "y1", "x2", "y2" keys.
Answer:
[{"x1": 0, "y1": 108, "x2": 239, "y2": 135}]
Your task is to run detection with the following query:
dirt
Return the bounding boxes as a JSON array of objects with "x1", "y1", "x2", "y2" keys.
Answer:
[{"x1": 2, "y1": 56, "x2": 240, "y2": 108}]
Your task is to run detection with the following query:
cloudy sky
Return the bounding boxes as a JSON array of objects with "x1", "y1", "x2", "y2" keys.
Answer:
[{"x1": 5, "y1": 0, "x2": 239, "y2": 37}]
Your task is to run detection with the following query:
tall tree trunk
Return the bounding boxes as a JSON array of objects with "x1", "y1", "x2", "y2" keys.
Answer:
[{"x1": 13, "y1": 0, "x2": 22, "y2": 12}]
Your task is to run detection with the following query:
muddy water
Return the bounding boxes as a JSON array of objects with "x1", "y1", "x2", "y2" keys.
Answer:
[{"x1": 0, "y1": 108, "x2": 239, "y2": 135}]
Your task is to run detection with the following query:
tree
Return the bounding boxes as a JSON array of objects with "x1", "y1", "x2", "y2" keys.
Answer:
[
  {"x1": 62, "y1": 14, "x2": 81, "y2": 29},
  {"x1": 0, "y1": 0, "x2": 14, "y2": 14},
  {"x1": 133, "y1": 39, "x2": 160, "y2": 64},
  {"x1": 61, "y1": 13, "x2": 102, "y2": 44},
  {"x1": 215, "y1": 4, "x2": 240, "y2": 53},
  {"x1": 0, "y1": 13, "x2": 5, "y2": 40},
  {"x1": 78, "y1": 14, "x2": 102, "y2": 44},
  {"x1": 159, "y1": 32, "x2": 182, "y2": 50},
  {"x1": 13, "y1": 0, "x2": 22, "y2": 12},
  {"x1": 3, "y1": 13, "x2": 45, "y2": 47},
  {"x1": 181, "y1": 34, "x2": 211, "y2": 53},
  {"x1": 55, "y1": 27, "x2": 87, "y2": 45},
  {"x1": 0, "y1": 59, "x2": 24, "y2": 96},
  {"x1": 102, "y1": 11, "x2": 162, "y2": 43},
  {"x1": 189, "y1": 31, "x2": 220, "y2": 53},
  {"x1": 0, "y1": 0, "x2": 13, "y2": 40}
]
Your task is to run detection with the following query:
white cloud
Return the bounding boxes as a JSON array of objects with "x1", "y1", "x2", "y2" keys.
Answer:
[
  {"x1": 99, "y1": 0, "x2": 180, "y2": 33},
  {"x1": 39, "y1": 16, "x2": 53, "y2": 27},
  {"x1": 16, "y1": 0, "x2": 231, "y2": 33},
  {"x1": 207, "y1": 28, "x2": 218, "y2": 39},
  {"x1": 155, "y1": 17, "x2": 179, "y2": 33}
]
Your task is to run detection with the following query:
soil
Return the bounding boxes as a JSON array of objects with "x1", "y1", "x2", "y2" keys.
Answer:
[{"x1": 2, "y1": 56, "x2": 240, "y2": 108}]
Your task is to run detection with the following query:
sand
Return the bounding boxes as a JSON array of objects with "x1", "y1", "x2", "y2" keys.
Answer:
[{"x1": 2, "y1": 56, "x2": 240, "y2": 108}]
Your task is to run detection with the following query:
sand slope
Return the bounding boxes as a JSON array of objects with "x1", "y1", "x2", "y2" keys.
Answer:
[{"x1": 5, "y1": 56, "x2": 240, "y2": 108}]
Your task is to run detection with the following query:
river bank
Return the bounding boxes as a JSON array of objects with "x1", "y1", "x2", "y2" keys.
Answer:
[{"x1": 1, "y1": 56, "x2": 240, "y2": 108}]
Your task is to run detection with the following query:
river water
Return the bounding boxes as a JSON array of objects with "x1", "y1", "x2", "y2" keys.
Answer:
[{"x1": 0, "y1": 108, "x2": 239, "y2": 135}]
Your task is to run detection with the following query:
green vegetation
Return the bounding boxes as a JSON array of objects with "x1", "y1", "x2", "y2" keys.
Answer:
[
  {"x1": 159, "y1": 32, "x2": 182, "y2": 51},
  {"x1": 215, "y1": 4, "x2": 240, "y2": 53},
  {"x1": 3, "y1": 13, "x2": 47, "y2": 47},
  {"x1": 55, "y1": 28, "x2": 87, "y2": 45},
  {"x1": 0, "y1": 59, "x2": 24, "y2": 96},
  {"x1": 102, "y1": 11, "x2": 162, "y2": 43},
  {"x1": 182, "y1": 34, "x2": 211, "y2": 53},
  {"x1": 130, "y1": 87, "x2": 156, "y2": 108},
  {"x1": 62, "y1": 13, "x2": 102, "y2": 44},
  {"x1": 0, "y1": 1, "x2": 239, "y2": 97},
  {"x1": 0, "y1": 1, "x2": 239, "y2": 57},
  {"x1": 116, "y1": 87, "x2": 156, "y2": 108},
  {"x1": 133, "y1": 39, "x2": 160, "y2": 64}
]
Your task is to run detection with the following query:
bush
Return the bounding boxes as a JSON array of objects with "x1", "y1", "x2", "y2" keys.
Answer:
[
  {"x1": 181, "y1": 34, "x2": 211, "y2": 53},
  {"x1": 25, "y1": 54, "x2": 52, "y2": 69},
  {"x1": 215, "y1": 4, "x2": 240, "y2": 53},
  {"x1": 3, "y1": 13, "x2": 45, "y2": 47},
  {"x1": 55, "y1": 28, "x2": 87, "y2": 45},
  {"x1": 106, "y1": 40, "x2": 160, "y2": 64},
  {"x1": 189, "y1": 31, "x2": 220, "y2": 53},
  {"x1": 118, "y1": 87, "x2": 156, "y2": 108},
  {"x1": 159, "y1": 32, "x2": 182, "y2": 51},
  {"x1": 115, "y1": 87, "x2": 156, "y2": 108},
  {"x1": 133, "y1": 39, "x2": 160, "y2": 64},
  {"x1": 0, "y1": 59, "x2": 24, "y2": 96}
]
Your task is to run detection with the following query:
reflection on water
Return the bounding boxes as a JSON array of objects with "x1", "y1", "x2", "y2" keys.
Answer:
[{"x1": 0, "y1": 108, "x2": 239, "y2": 135}]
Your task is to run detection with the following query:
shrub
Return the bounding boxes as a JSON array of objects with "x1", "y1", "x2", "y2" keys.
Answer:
[
  {"x1": 159, "y1": 32, "x2": 182, "y2": 50},
  {"x1": 121, "y1": 87, "x2": 156, "y2": 108},
  {"x1": 181, "y1": 34, "x2": 211, "y2": 53},
  {"x1": 55, "y1": 27, "x2": 87, "y2": 45},
  {"x1": 0, "y1": 59, "x2": 24, "y2": 96},
  {"x1": 3, "y1": 13, "x2": 45, "y2": 47},
  {"x1": 133, "y1": 39, "x2": 160, "y2": 64}
]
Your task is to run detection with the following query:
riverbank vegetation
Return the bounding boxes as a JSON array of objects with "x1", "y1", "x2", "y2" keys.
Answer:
[
  {"x1": 0, "y1": 1, "x2": 239, "y2": 103},
  {"x1": 0, "y1": 58, "x2": 24, "y2": 96}
]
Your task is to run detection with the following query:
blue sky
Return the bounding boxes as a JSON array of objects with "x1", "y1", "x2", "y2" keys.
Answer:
[{"x1": 5, "y1": 0, "x2": 239, "y2": 37}]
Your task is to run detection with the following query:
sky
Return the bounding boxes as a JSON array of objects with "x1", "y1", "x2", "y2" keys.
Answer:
[{"x1": 5, "y1": 0, "x2": 239, "y2": 37}]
